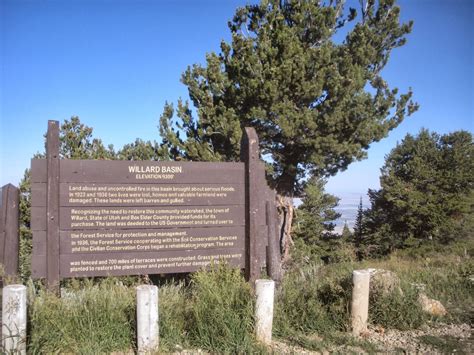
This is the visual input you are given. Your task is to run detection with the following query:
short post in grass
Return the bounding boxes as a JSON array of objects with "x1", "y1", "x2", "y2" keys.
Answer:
[
  {"x1": 136, "y1": 285, "x2": 159, "y2": 353},
  {"x1": 2, "y1": 284, "x2": 27, "y2": 354},
  {"x1": 255, "y1": 279, "x2": 275, "y2": 344},
  {"x1": 351, "y1": 269, "x2": 371, "y2": 336}
]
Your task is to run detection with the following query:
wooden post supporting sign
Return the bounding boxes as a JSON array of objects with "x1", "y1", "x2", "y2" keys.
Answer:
[
  {"x1": 241, "y1": 127, "x2": 260, "y2": 285},
  {"x1": 46, "y1": 120, "x2": 60, "y2": 293}
]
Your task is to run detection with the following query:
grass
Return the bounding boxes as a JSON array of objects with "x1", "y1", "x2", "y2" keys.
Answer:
[
  {"x1": 361, "y1": 240, "x2": 474, "y2": 324},
  {"x1": 419, "y1": 335, "x2": 469, "y2": 354},
  {"x1": 188, "y1": 263, "x2": 263, "y2": 354},
  {"x1": 274, "y1": 239, "x2": 473, "y2": 350},
  {"x1": 274, "y1": 262, "x2": 353, "y2": 337},
  {"x1": 19, "y1": 238, "x2": 473, "y2": 353},
  {"x1": 158, "y1": 281, "x2": 190, "y2": 351},
  {"x1": 369, "y1": 282, "x2": 427, "y2": 330},
  {"x1": 28, "y1": 278, "x2": 136, "y2": 353}
]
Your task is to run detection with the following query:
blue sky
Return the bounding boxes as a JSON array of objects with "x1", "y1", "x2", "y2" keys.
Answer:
[{"x1": 1, "y1": 0, "x2": 473, "y2": 199}]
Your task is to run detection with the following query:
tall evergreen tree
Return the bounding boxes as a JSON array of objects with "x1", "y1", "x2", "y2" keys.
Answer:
[
  {"x1": 352, "y1": 196, "x2": 366, "y2": 258},
  {"x1": 294, "y1": 177, "x2": 341, "y2": 242},
  {"x1": 160, "y1": 0, "x2": 418, "y2": 198},
  {"x1": 293, "y1": 178, "x2": 347, "y2": 262},
  {"x1": 364, "y1": 129, "x2": 474, "y2": 254},
  {"x1": 353, "y1": 197, "x2": 364, "y2": 241},
  {"x1": 341, "y1": 220, "x2": 352, "y2": 239}
]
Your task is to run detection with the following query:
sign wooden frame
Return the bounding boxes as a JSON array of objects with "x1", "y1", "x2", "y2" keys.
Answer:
[{"x1": 0, "y1": 183, "x2": 20, "y2": 279}]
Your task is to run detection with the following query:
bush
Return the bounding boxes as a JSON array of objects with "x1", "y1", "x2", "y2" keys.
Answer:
[{"x1": 28, "y1": 278, "x2": 136, "y2": 353}]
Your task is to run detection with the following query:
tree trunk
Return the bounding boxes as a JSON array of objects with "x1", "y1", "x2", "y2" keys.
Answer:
[
  {"x1": 275, "y1": 164, "x2": 298, "y2": 264},
  {"x1": 277, "y1": 194, "x2": 294, "y2": 263}
]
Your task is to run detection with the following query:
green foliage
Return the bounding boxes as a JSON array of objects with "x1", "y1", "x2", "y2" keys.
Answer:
[
  {"x1": 160, "y1": 0, "x2": 417, "y2": 196},
  {"x1": 294, "y1": 178, "x2": 340, "y2": 239},
  {"x1": 188, "y1": 263, "x2": 260, "y2": 353},
  {"x1": 352, "y1": 197, "x2": 366, "y2": 259},
  {"x1": 364, "y1": 129, "x2": 474, "y2": 256},
  {"x1": 341, "y1": 221, "x2": 352, "y2": 239},
  {"x1": 28, "y1": 278, "x2": 136, "y2": 353},
  {"x1": 18, "y1": 170, "x2": 33, "y2": 281},
  {"x1": 59, "y1": 116, "x2": 116, "y2": 159},
  {"x1": 117, "y1": 138, "x2": 169, "y2": 161}
]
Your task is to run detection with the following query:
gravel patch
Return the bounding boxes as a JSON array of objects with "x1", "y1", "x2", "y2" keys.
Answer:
[{"x1": 364, "y1": 323, "x2": 472, "y2": 353}]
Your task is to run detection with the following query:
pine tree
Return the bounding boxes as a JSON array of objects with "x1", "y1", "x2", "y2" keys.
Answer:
[
  {"x1": 294, "y1": 177, "x2": 341, "y2": 243},
  {"x1": 160, "y1": 0, "x2": 418, "y2": 198},
  {"x1": 342, "y1": 221, "x2": 352, "y2": 239},
  {"x1": 117, "y1": 139, "x2": 168, "y2": 161},
  {"x1": 365, "y1": 129, "x2": 474, "y2": 254},
  {"x1": 353, "y1": 197, "x2": 364, "y2": 241},
  {"x1": 293, "y1": 178, "x2": 348, "y2": 262},
  {"x1": 59, "y1": 117, "x2": 116, "y2": 159}
]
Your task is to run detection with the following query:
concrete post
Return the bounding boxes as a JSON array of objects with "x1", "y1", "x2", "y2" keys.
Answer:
[
  {"x1": 2, "y1": 284, "x2": 27, "y2": 354},
  {"x1": 255, "y1": 279, "x2": 275, "y2": 344},
  {"x1": 136, "y1": 285, "x2": 159, "y2": 354},
  {"x1": 351, "y1": 269, "x2": 371, "y2": 336}
]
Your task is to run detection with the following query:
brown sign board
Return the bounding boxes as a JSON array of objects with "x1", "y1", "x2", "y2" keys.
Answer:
[{"x1": 31, "y1": 121, "x2": 280, "y2": 289}]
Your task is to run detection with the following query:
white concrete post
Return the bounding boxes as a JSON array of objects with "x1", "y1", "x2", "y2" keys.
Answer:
[
  {"x1": 255, "y1": 279, "x2": 275, "y2": 344},
  {"x1": 351, "y1": 269, "x2": 371, "y2": 336},
  {"x1": 136, "y1": 285, "x2": 159, "y2": 354},
  {"x1": 2, "y1": 284, "x2": 27, "y2": 354}
]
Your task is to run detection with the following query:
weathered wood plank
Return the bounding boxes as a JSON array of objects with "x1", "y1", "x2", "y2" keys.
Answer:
[
  {"x1": 31, "y1": 207, "x2": 46, "y2": 231},
  {"x1": 59, "y1": 183, "x2": 244, "y2": 207},
  {"x1": 31, "y1": 183, "x2": 47, "y2": 207},
  {"x1": 33, "y1": 231, "x2": 47, "y2": 256},
  {"x1": 0, "y1": 187, "x2": 6, "y2": 265},
  {"x1": 31, "y1": 253, "x2": 46, "y2": 279},
  {"x1": 59, "y1": 160, "x2": 245, "y2": 184},
  {"x1": 31, "y1": 159, "x2": 47, "y2": 183},
  {"x1": 60, "y1": 248, "x2": 245, "y2": 278},
  {"x1": 0, "y1": 184, "x2": 20, "y2": 277},
  {"x1": 3, "y1": 184, "x2": 20, "y2": 277},
  {"x1": 59, "y1": 205, "x2": 245, "y2": 230},
  {"x1": 59, "y1": 226, "x2": 245, "y2": 254}
]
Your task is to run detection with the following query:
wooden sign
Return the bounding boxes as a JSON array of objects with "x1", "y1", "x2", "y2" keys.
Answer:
[
  {"x1": 31, "y1": 121, "x2": 280, "y2": 290},
  {"x1": 0, "y1": 184, "x2": 20, "y2": 278}
]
